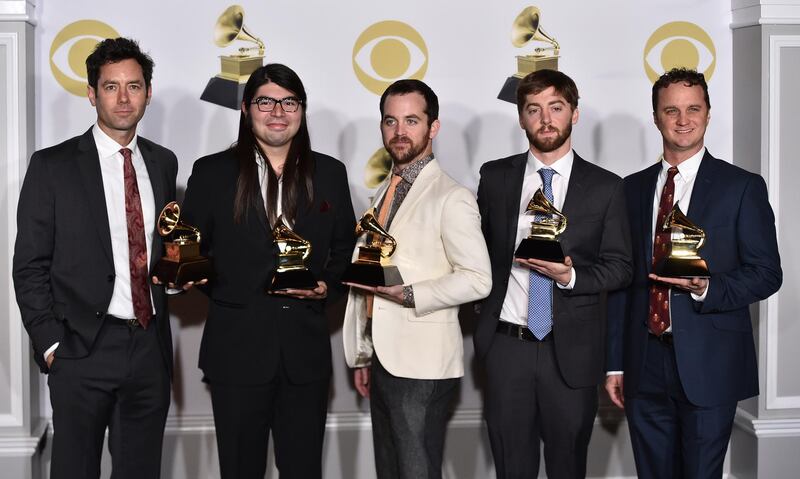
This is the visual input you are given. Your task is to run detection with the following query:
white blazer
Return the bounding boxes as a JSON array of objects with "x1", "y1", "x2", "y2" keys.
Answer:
[{"x1": 343, "y1": 160, "x2": 492, "y2": 379}]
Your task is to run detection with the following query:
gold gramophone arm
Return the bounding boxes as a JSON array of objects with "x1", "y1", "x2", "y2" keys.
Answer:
[{"x1": 555, "y1": 211, "x2": 567, "y2": 236}]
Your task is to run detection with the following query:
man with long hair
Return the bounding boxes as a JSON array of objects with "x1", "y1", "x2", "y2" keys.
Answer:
[
  {"x1": 181, "y1": 64, "x2": 356, "y2": 478},
  {"x1": 13, "y1": 37, "x2": 177, "y2": 478}
]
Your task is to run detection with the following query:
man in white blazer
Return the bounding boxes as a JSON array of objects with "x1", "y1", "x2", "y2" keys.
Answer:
[{"x1": 343, "y1": 79, "x2": 492, "y2": 479}]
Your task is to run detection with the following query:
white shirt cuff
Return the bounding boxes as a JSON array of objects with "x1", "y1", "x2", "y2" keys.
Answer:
[
  {"x1": 691, "y1": 282, "x2": 709, "y2": 302},
  {"x1": 44, "y1": 342, "x2": 59, "y2": 363},
  {"x1": 556, "y1": 267, "x2": 576, "y2": 290}
]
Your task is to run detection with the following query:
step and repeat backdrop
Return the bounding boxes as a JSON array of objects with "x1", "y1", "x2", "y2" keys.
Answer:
[{"x1": 35, "y1": 0, "x2": 732, "y2": 419}]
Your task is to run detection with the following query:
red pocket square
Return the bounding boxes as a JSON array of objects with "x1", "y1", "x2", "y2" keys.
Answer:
[{"x1": 320, "y1": 200, "x2": 331, "y2": 213}]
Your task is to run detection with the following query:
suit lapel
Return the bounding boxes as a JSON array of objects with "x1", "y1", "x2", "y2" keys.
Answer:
[
  {"x1": 560, "y1": 154, "x2": 589, "y2": 251},
  {"x1": 139, "y1": 138, "x2": 168, "y2": 270},
  {"x1": 640, "y1": 162, "x2": 661, "y2": 271},
  {"x1": 686, "y1": 150, "x2": 715, "y2": 222},
  {"x1": 505, "y1": 154, "x2": 527, "y2": 257},
  {"x1": 76, "y1": 129, "x2": 114, "y2": 266},
  {"x1": 387, "y1": 159, "x2": 440, "y2": 232}
]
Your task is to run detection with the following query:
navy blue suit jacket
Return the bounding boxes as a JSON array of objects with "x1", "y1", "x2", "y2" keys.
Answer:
[{"x1": 608, "y1": 150, "x2": 781, "y2": 407}]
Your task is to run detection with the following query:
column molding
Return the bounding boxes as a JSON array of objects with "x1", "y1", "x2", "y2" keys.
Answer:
[
  {"x1": 0, "y1": 30, "x2": 24, "y2": 429},
  {"x1": 732, "y1": 0, "x2": 800, "y2": 28}
]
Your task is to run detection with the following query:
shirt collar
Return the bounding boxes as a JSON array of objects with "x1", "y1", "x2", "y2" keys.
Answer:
[
  {"x1": 394, "y1": 153, "x2": 434, "y2": 185},
  {"x1": 527, "y1": 149, "x2": 574, "y2": 180},
  {"x1": 659, "y1": 147, "x2": 704, "y2": 181},
  {"x1": 92, "y1": 123, "x2": 138, "y2": 159}
]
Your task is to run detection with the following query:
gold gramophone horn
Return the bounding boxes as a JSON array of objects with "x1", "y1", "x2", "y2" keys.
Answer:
[
  {"x1": 525, "y1": 189, "x2": 567, "y2": 236},
  {"x1": 365, "y1": 148, "x2": 393, "y2": 189},
  {"x1": 157, "y1": 201, "x2": 201, "y2": 244},
  {"x1": 663, "y1": 205, "x2": 705, "y2": 250},
  {"x1": 356, "y1": 208, "x2": 397, "y2": 257},
  {"x1": 272, "y1": 215, "x2": 312, "y2": 261},
  {"x1": 511, "y1": 6, "x2": 560, "y2": 53},
  {"x1": 214, "y1": 5, "x2": 265, "y2": 55}
]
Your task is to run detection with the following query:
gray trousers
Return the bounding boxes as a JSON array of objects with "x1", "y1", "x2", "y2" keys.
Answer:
[{"x1": 370, "y1": 354, "x2": 460, "y2": 479}]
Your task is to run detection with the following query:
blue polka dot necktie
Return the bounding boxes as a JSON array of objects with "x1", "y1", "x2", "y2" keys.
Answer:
[{"x1": 527, "y1": 168, "x2": 555, "y2": 340}]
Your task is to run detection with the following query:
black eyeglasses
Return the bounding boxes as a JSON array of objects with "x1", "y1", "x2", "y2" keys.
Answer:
[{"x1": 251, "y1": 96, "x2": 303, "y2": 113}]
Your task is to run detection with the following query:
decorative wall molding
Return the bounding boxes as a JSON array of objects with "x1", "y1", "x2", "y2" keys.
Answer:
[
  {"x1": 0, "y1": 0, "x2": 35, "y2": 24},
  {"x1": 0, "y1": 30, "x2": 25, "y2": 429},
  {"x1": 731, "y1": 1, "x2": 800, "y2": 28},
  {"x1": 765, "y1": 34, "x2": 800, "y2": 411},
  {"x1": 735, "y1": 407, "x2": 800, "y2": 438},
  {"x1": 0, "y1": 419, "x2": 46, "y2": 457}
]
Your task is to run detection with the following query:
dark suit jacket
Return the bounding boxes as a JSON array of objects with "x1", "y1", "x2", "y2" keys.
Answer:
[
  {"x1": 181, "y1": 149, "x2": 355, "y2": 385},
  {"x1": 607, "y1": 150, "x2": 782, "y2": 406},
  {"x1": 475, "y1": 152, "x2": 632, "y2": 388},
  {"x1": 13, "y1": 127, "x2": 178, "y2": 374}
]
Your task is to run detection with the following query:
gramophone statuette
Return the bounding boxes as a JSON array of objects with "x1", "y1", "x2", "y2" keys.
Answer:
[
  {"x1": 153, "y1": 201, "x2": 211, "y2": 286},
  {"x1": 514, "y1": 188, "x2": 567, "y2": 262},
  {"x1": 653, "y1": 204, "x2": 710, "y2": 278},
  {"x1": 269, "y1": 215, "x2": 318, "y2": 291},
  {"x1": 341, "y1": 208, "x2": 403, "y2": 287}
]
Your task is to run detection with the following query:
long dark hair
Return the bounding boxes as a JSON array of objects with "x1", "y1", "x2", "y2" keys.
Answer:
[{"x1": 233, "y1": 63, "x2": 314, "y2": 225}]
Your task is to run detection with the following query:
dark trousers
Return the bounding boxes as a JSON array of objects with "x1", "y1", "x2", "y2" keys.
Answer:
[
  {"x1": 209, "y1": 364, "x2": 330, "y2": 479},
  {"x1": 370, "y1": 354, "x2": 459, "y2": 479},
  {"x1": 626, "y1": 335, "x2": 737, "y2": 479},
  {"x1": 484, "y1": 332, "x2": 598, "y2": 479},
  {"x1": 47, "y1": 317, "x2": 170, "y2": 479}
]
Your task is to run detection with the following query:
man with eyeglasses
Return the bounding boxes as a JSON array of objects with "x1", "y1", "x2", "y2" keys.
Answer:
[
  {"x1": 180, "y1": 63, "x2": 355, "y2": 479},
  {"x1": 343, "y1": 79, "x2": 492, "y2": 479},
  {"x1": 13, "y1": 38, "x2": 177, "y2": 478}
]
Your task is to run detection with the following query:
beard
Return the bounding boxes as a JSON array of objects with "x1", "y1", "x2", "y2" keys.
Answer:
[
  {"x1": 526, "y1": 122, "x2": 573, "y2": 153},
  {"x1": 385, "y1": 135, "x2": 427, "y2": 165}
]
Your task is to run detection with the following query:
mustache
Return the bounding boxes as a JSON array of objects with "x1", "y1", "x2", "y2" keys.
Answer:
[
  {"x1": 390, "y1": 136, "x2": 412, "y2": 145},
  {"x1": 538, "y1": 126, "x2": 559, "y2": 134}
]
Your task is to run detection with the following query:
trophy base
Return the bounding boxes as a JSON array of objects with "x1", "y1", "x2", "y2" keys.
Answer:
[
  {"x1": 514, "y1": 238, "x2": 565, "y2": 262},
  {"x1": 654, "y1": 257, "x2": 711, "y2": 278},
  {"x1": 154, "y1": 257, "x2": 212, "y2": 286},
  {"x1": 269, "y1": 269, "x2": 318, "y2": 292},
  {"x1": 497, "y1": 76, "x2": 520, "y2": 104},
  {"x1": 200, "y1": 77, "x2": 247, "y2": 110},
  {"x1": 341, "y1": 262, "x2": 403, "y2": 287}
]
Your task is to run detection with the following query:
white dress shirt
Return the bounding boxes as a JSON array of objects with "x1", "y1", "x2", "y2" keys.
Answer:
[
  {"x1": 45, "y1": 124, "x2": 156, "y2": 361},
  {"x1": 499, "y1": 150, "x2": 576, "y2": 326}
]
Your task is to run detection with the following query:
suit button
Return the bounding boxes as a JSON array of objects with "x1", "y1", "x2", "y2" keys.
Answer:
[
  {"x1": 96, "y1": 312, "x2": 103, "y2": 318},
  {"x1": 107, "y1": 275, "x2": 114, "y2": 283}
]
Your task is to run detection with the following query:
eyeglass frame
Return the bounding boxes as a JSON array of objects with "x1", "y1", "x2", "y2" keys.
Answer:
[{"x1": 250, "y1": 96, "x2": 304, "y2": 113}]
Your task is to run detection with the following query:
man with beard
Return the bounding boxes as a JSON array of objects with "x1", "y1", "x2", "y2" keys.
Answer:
[
  {"x1": 474, "y1": 69, "x2": 632, "y2": 478},
  {"x1": 342, "y1": 79, "x2": 492, "y2": 478}
]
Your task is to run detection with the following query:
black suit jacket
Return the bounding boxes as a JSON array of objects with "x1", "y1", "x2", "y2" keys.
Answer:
[
  {"x1": 181, "y1": 149, "x2": 356, "y2": 385},
  {"x1": 475, "y1": 152, "x2": 632, "y2": 387},
  {"x1": 607, "y1": 151, "x2": 782, "y2": 406},
  {"x1": 13, "y1": 128, "x2": 178, "y2": 373}
]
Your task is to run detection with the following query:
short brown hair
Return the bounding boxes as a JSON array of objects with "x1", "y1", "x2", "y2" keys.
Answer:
[
  {"x1": 652, "y1": 68, "x2": 710, "y2": 112},
  {"x1": 516, "y1": 69, "x2": 579, "y2": 114}
]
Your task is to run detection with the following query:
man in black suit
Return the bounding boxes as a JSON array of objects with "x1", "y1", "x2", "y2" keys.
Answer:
[
  {"x1": 475, "y1": 70, "x2": 632, "y2": 478},
  {"x1": 12, "y1": 38, "x2": 177, "y2": 478},
  {"x1": 605, "y1": 68, "x2": 782, "y2": 478},
  {"x1": 180, "y1": 64, "x2": 356, "y2": 479}
]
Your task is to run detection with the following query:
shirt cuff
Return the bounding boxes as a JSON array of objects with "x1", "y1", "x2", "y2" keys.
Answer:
[
  {"x1": 606, "y1": 371, "x2": 623, "y2": 376},
  {"x1": 556, "y1": 267, "x2": 576, "y2": 290},
  {"x1": 691, "y1": 282, "x2": 709, "y2": 302},
  {"x1": 44, "y1": 342, "x2": 59, "y2": 363}
]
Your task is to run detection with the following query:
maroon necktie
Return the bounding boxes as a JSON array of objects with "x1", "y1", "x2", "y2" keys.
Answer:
[
  {"x1": 121, "y1": 148, "x2": 152, "y2": 328},
  {"x1": 648, "y1": 166, "x2": 678, "y2": 336}
]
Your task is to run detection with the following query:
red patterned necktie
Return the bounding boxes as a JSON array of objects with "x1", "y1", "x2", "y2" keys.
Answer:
[
  {"x1": 121, "y1": 148, "x2": 152, "y2": 328},
  {"x1": 648, "y1": 166, "x2": 678, "y2": 336}
]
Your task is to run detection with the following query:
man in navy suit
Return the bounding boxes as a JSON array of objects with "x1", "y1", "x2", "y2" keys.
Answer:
[{"x1": 606, "y1": 68, "x2": 782, "y2": 478}]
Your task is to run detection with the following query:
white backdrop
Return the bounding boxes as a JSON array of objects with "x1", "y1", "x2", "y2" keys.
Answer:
[{"x1": 31, "y1": 1, "x2": 735, "y2": 474}]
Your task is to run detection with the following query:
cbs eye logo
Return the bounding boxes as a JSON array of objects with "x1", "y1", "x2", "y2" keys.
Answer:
[
  {"x1": 353, "y1": 20, "x2": 428, "y2": 95},
  {"x1": 50, "y1": 20, "x2": 120, "y2": 96},
  {"x1": 643, "y1": 21, "x2": 716, "y2": 84}
]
